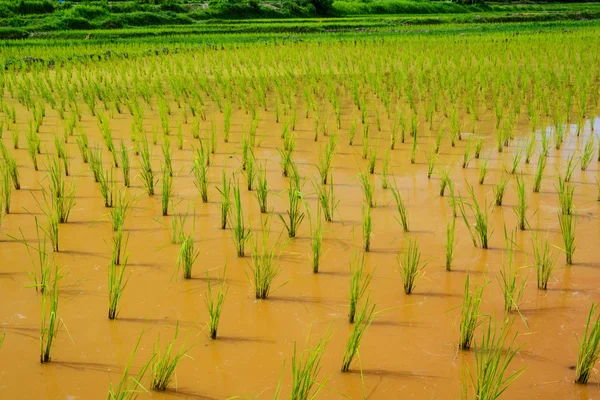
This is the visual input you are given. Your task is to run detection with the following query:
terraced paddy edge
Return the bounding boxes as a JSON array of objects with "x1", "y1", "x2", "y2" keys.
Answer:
[{"x1": 0, "y1": 27, "x2": 600, "y2": 399}]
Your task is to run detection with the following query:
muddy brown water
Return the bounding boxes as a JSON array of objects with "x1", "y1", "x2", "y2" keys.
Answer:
[{"x1": 0, "y1": 95, "x2": 600, "y2": 399}]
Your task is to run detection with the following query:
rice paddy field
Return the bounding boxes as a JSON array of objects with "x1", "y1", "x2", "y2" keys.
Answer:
[{"x1": 1, "y1": 22, "x2": 600, "y2": 399}]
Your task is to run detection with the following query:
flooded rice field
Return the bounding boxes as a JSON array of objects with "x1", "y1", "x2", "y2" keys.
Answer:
[{"x1": 1, "y1": 35, "x2": 600, "y2": 399}]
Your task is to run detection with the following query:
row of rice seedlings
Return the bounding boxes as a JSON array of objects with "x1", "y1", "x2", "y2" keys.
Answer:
[
  {"x1": 448, "y1": 181, "x2": 458, "y2": 218},
  {"x1": 317, "y1": 135, "x2": 338, "y2": 184},
  {"x1": 52, "y1": 133, "x2": 70, "y2": 176},
  {"x1": 464, "y1": 318, "x2": 524, "y2": 399},
  {"x1": 525, "y1": 133, "x2": 536, "y2": 164},
  {"x1": 381, "y1": 148, "x2": 391, "y2": 188},
  {"x1": 498, "y1": 226, "x2": 526, "y2": 313},
  {"x1": 175, "y1": 230, "x2": 199, "y2": 280},
  {"x1": 40, "y1": 267, "x2": 62, "y2": 363},
  {"x1": 309, "y1": 207, "x2": 324, "y2": 273},
  {"x1": 478, "y1": 157, "x2": 489, "y2": 185},
  {"x1": 513, "y1": 174, "x2": 528, "y2": 230},
  {"x1": 98, "y1": 167, "x2": 115, "y2": 208},
  {"x1": 557, "y1": 176, "x2": 574, "y2": 215},
  {"x1": 119, "y1": 140, "x2": 130, "y2": 187},
  {"x1": 161, "y1": 164, "x2": 173, "y2": 216},
  {"x1": 314, "y1": 176, "x2": 338, "y2": 223},
  {"x1": 439, "y1": 166, "x2": 451, "y2": 196},
  {"x1": 532, "y1": 233, "x2": 556, "y2": 290},
  {"x1": 362, "y1": 204, "x2": 372, "y2": 252},
  {"x1": 458, "y1": 276, "x2": 485, "y2": 350},
  {"x1": 434, "y1": 127, "x2": 444, "y2": 154},
  {"x1": 493, "y1": 175, "x2": 509, "y2": 206},
  {"x1": 532, "y1": 153, "x2": 547, "y2": 193},
  {"x1": 280, "y1": 177, "x2": 305, "y2": 238},
  {"x1": 474, "y1": 135, "x2": 483, "y2": 159},
  {"x1": 255, "y1": 161, "x2": 269, "y2": 213},
  {"x1": 509, "y1": 148, "x2": 523, "y2": 174},
  {"x1": 161, "y1": 136, "x2": 173, "y2": 177},
  {"x1": 0, "y1": 164, "x2": 12, "y2": 215},
  {"x1": 390, "y1": 181, "x2": 409, "y2": 232},
  {"x1": 464, "y1": 184, "x2": 491, "y2": 249},
  {"x1": 398, "y1": 236, "x2": 424, "y2": 294},
  {"x1": 149, "y1": 324, "x2": 193, "y2": 391},
  {"x1": 427, "y1": 149, "x2": 436, "y2": 179},
  {"x1": 290, "y1": 336, "x2": 329, "y2": 400},
  {"x1": 462, "y1": 138, "x2": 472, "y2": 168},
  {"x1": 562, "y1": 153, "x2": 577, "y2": 183},
  {"x1": 107, "y1": 333, "x2": 152, "y2": 400},
  {"x1": 0, "y1": 142, "x2": 20, "y2": 189},
  {"x1": 581, "y1": 136, "x2": 595, "y2": 171},
  {"x1": 348, "y1": 251, "x2": 373, "y2": 323},
  {"x1": 108, "y1": 254, "x2": 130, "y2": 319},
  {"x1": 575, "y1": 303, "x2": 600, "y2": 384},
  {"x1": 170, "y1": 206, "x2": 190, "y2": 245},
  {"x1": 245, "y1": 150, "x2": 257, "y2": 191},
  {"x1": 111, "y1": 225, "x2": 128, "y2": 266},
  {"x1": 558, "y1": 213, "x2": 576, "y2": 265},
  {"x1": 138, "y1": 134, "x2": 155, "y2": 196},
  {"x1": 250, "y1": 217, "x2": 282, "y2": 299},
  {"x1": 216, "y1": 169, "x2": 231, "y2": 229},
  {"x1": 410, "y1": 130, "x2": 418, "y2": 164},
  {"x1": 358, "y1": 171, "x2": 375, "y2": 208},
  {"x1": 88, "y1": 145, "x2": 102, "y2": 182},
  {"x1": 341, "y1": 298, "x2": 375, "y2": 372},
  {"x1": 231, "y1": 180, "x2": 251, "y2": 257},
  {"x1": 27, "y1": 127, "x2": 41, "y2": 170},
  {"x1": 205, "y1": 269, "x2": 227, "y2": 339},
  {"x1": 192, "y1": 143, "x2": 209, "y2": 203},
  {"x1": 445, "y1": 218, "x2": 456, "y2": 271}
]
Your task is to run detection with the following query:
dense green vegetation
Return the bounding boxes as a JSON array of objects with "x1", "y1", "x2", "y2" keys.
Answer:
[{"x1": 1, "y1": 0, "x2": 600, "y2": 40}]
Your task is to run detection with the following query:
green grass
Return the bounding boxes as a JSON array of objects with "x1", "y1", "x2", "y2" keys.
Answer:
[
  {"x1": 205, "y1": 269, "x2": 228, "y2": 339},
  {"x1": 533, "y1": 151, "x2": 547, "y2": 193},
  {"x1": 314, "y1": 175, "x2": 339, "y2": 223},
  {"x1": 458, "y1": 275, "x2": 485, "y2": 350},
  {"x1": 439, "y1": 165, "x2": 451, "y2": 196},
  {"x1": 108, "y1": 255, "x2": 130, "y2": 320},
  {"x1": 171, "y1": 207, "x2": 189, "y2": 245},
  {"x1": 398, "y1": 236, "x2": 424, "y2": 294},
  {"x1": 525, "y1": 133, "x2": 536, "y2": 164},
  {"x1": 427, "y1": 148, "x2": 436, "y2": 179},
  {"x1": 576, "y1": 303, "x2": 600, "y2": 384},
  {"x1": 98, "y1": 167, "x2": 115, "y2": 208},
  {"x1": 461, "y1": 183, "x2": 491, "y2": 249},
  {"x1": 149, "y1": 324, "x2": 192, "y2": 392},
  {"x1": 341, "y1": 298, "x2": 375, "y2": 372},
  {"x1": 509, "y1": 148, "x2": 523, "y2": 175},
  {"x1": 348, "y1": 251, "x2": 373, "y2": 324},
  {"x1": 112, "y1": 226, "x2": 128, "y2": 266},
  {"x1": 563, "y1": 152, "x2": 578, "y2": 183}
]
